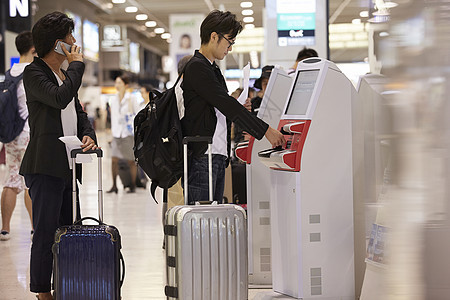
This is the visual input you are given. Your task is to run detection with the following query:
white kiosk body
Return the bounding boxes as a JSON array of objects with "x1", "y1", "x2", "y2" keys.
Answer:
[
  {"x1": 258, "y1": 58, "x2": 356, "y2": 299},
  {"x1": 235, "y1": 68, "x2": 293, "y2": 285}
]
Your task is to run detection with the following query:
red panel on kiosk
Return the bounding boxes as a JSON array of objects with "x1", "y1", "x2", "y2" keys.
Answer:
[
  {"x1": 235, "y1": 137, "x2": 255, "y2": 164},
  {"x1": 276, "y1": 119, "x2": 311, "y2": 172}
]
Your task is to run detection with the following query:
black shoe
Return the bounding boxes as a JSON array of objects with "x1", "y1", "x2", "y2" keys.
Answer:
[
  {"x1": 127, "y1": 186, "x2": 136, "y2": 193},
  {"x1": 107, "y1": 187, "x2": 118, "y2": 194}
]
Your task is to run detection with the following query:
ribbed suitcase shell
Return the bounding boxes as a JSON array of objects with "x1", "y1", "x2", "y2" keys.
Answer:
[
  {"x1": 165, "y1": 204, "x2": 248, "y2": 300},
  {"x1": 52, "y1": 224, "x2": 122, "y2": 300}
]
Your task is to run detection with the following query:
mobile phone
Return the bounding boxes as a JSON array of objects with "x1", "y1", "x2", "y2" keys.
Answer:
[{"x1": 54, "y1": 41, "x2": 72, "y2": 56}]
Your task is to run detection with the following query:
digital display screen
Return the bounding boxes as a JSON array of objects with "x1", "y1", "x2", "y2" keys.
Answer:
[
  {"x1": 285, "y1": 69, "x2": 319, "y2": 115},
  {"x1": 83, "y1": 19, "x2": 99, "y2": 62},
  {"x1": 129, "y1": 42, "x2": 140, "y2": 73},
  {"x1": 277, "y1": 0, "x2": 316, "y2": 47}
]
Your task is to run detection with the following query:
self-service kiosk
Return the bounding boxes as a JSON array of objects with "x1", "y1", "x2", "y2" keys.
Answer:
[
  {"x1": 235, "y1": 68, "x2": 293, "y2": 285},
  {"x1": 258, "y1": 58, "x2": 358, "y2": 299}
]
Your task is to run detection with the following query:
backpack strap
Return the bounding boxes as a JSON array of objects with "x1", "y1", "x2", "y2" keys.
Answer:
[
  {"x1": 149, "y1": 182, "x2": 169, "y2": 204},
  {"x1": 150, "y1": 182, "x2": 159, "y2": 204},
  {"x1": 5, "y1": 69, "x2": 24, "y2": 85}
]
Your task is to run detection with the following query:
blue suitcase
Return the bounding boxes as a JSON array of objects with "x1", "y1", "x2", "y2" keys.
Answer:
[{"x1": 52, "y1": 149, "x2": 125, "y2": 300}]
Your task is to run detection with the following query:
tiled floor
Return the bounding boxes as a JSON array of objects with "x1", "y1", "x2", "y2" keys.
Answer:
[{"x1": 0, "y1": 132, "x2": 280, "y2": 300}]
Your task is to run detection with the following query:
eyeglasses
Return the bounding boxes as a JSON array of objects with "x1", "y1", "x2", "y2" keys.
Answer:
[{"x1": 217, "y1": 32, "x2": 235, "y2": 49}]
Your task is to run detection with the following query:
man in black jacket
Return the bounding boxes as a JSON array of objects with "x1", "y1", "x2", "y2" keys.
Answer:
[
  {"x1": 181, "y1": 10, "x2": 285, "y2": 204},
  {"x1": 19, "y1": 12, "x2": 98, "y2": 300}
]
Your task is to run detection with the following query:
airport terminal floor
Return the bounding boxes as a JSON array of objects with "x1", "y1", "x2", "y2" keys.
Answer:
[{"x1": 0, "y1": 130, "x2": 272, "y2": 300}]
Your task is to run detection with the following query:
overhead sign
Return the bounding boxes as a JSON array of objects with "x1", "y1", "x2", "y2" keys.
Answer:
[
  {"x1": 9, "y1": 0, "x2": 29, "y2": 17},
  {"x1": 276, "y1": 0, "x2": 316, "y2": 46},
  {"x1": 102, "y1": 25, "x2": 125, "y2": 51}
]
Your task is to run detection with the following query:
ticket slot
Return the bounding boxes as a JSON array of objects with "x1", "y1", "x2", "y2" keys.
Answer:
[{"x1": 258, "y1": 120, "x2": 311, "y2": 171}]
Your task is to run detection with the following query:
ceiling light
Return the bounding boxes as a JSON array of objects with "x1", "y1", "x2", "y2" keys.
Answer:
[
  {"x1": 112, "y1": 0, "x2": 125, "y2": 3},
  {"x1": 360, "y1": 11, "x2": 369, "y2": 18},
  {"x1": 125, "y1": 6, "x2": 138, "y2": 13},
  {"x1": 145, "y1": 21, "x2": 157, "y2": 27},
  {"x1": 161, "y1": 33, "x2": 171, "y2": 39},
  {"x1": 240, "y1": 1, "x2": 253, "y2": 8},
  {"x1": 379, "y1": 31, "x2": 390, "y2": 37},
  {"x1": 245, "y1": 23, "x2": 255, "y2": 29},
  {"x1": 243, "y1": 17, "x2": 254, "y2": 23},
  {"x1": 154, "y1": 27, "x2": 165, "y2": 34},
  {"x1": 136, "y1": 14, "x2": 148, "y2": 20},
  {"x1": 242, "y1": 9, "x2": 253, "y2": 16},
  {"x1": 352, "y1": 18, "x2": 361, "y2": 24},
  {"x1": 384, "y1": 1, "x2": 398, "y2": 8}
]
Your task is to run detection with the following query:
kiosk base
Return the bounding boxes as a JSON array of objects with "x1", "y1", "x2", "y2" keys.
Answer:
[{"x1": 251, "y1": 291, "x2": 297, "y2": 299}]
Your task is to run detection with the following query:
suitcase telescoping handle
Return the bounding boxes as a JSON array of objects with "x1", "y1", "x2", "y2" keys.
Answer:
[
  {"x1": 182, "y1": 136, "x2": 213, "y2": 205},
  {"x1": 71, "y1": 148, "x2": 103, "y2": 224}
]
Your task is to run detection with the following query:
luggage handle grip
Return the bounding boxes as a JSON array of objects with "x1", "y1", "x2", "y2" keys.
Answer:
[
  {"x1": 71, "y1": 148, "x2": 103, "y2": 158},
  {"x1": 73, "y1": 216, "x2": 104, "y2": 226},
  {"x1": 182, "y1": 136, "x2": 212, "y2": 144}
]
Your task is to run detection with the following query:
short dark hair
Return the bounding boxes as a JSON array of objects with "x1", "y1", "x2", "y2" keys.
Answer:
[
  {"x1": 32, "y1": 11, "x2": 74, "y2": 57},
  {"x1": 117, "y1": 74, "x2": 131, "y2": 85},
  {"x1": 200, "y1": 10, "x2": 243, "y2": 45},
  {"x1": 15, "y1": 31, "x2": 33, "y2": 55},
  {"x1": 141, "y1": 84, "x2": 154, "y2": 92},
  {"x1": 296, "y1": 47, "x2": 318, "y2": 62}
]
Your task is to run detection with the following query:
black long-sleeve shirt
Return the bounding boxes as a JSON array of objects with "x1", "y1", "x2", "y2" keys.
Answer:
[{"x1": 181, "y1": 50, "x2": 268, "y2": 156}]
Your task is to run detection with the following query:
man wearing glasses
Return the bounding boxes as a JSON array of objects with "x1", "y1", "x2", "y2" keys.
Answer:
[{"x1": 181, "y1": 10, "x2": 285, "y2": 204}]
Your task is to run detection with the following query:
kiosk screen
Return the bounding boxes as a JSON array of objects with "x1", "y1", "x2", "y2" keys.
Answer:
[{"x1": 285, "y1": 69, "x2": 319, "y2": 116}]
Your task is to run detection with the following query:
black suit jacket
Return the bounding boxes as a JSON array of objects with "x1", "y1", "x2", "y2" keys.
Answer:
[
  {"x1": 181, "y1": 50, "x2": 268, "y2": 156},
  {"x1": 19, "y1": 57, "x2": 96, "y2": 180}
]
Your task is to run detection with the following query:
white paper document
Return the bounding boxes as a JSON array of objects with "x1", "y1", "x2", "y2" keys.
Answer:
[
  {"x1": 59, "y1": 136, "x2": 93, "y2": 164},
  {"x1": 237, "y1": 62, "x2": 250, "y2": 105}
]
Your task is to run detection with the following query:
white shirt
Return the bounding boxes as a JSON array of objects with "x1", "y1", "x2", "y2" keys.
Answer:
[
  {"x1": 210, "y1": 108, "x2": 227, "y2": 156},
  {"x1": 54, "y1": 71, "x2": 78, "y2": 169},
  {"x1": 10, "y1": 62, "x2": 30, "y2": 132},
  {"x1": 110, "y1": 92, "x2": 140, "y2": 138},
  {"x1": 202, "y1": 57, "x2": 227, "y2": 157}
]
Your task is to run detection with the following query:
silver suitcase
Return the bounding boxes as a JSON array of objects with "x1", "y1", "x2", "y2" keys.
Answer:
[{"x1": 164, "y1": 136, "x2": 248, "y2": 300}]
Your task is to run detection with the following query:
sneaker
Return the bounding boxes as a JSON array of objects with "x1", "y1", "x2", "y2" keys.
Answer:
[{"x1": 0, "y1": 231, "x2": 10, "y2": 241}]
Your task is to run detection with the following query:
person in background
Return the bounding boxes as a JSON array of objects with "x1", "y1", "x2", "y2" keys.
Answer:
[
  {"x1": 0, "y1": 31, "x2": 36, "y2": 241},
  {"x1": 251, "y1": 65, "x2": 274, "y2": 115},
  {"x1": 107, "y1": 74, "x2": 140, "y2": 193},
  {"x1": 181, "y1": 10, "x2": 285, "y2": 205},
  {"x1": 288, "y1": 47, "x2": 318, "y2": 75},
  {"x1": 139, "y1": 84, "x2": 153, "y2": 107},
  {"x1": 19, "y1": 12, "x2": 98, "y2": 300}
]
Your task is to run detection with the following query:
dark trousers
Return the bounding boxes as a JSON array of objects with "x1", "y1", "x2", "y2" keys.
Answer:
[
  {"x1": 24, "y1": 173, "x2": 80, "y2": 293},
  {"x1": 186, "y1": 154, "x2": 227, "y2": 205}
]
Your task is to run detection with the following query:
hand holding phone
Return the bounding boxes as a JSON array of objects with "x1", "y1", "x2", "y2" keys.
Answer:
[
  {"x1": 54, "y1": 41, "x2": 72, "y2": 56},
  {"x1": 54, "y1": 40, "x2": 83, "y2": 63}
]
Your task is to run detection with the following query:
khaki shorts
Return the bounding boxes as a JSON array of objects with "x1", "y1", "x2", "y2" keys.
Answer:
[{"x1": 111, "y1": 136, "x2": 135, "y2": 161}]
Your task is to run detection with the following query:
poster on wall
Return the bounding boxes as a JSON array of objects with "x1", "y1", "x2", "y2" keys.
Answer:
[
  {"x1": 276, "y1": 0, "x2": 316, "y2": 46},
  {"x1": 169, "y1": 14, "x2": 204, "y2": 82}
]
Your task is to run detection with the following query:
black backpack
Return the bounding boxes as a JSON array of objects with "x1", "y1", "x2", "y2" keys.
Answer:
[
  {"x1": 134, "y1": 75, "x2": 184, "y2": 203},
  {"x1": 0, "y1": 70, "x2": 26, "y2": 143}
]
